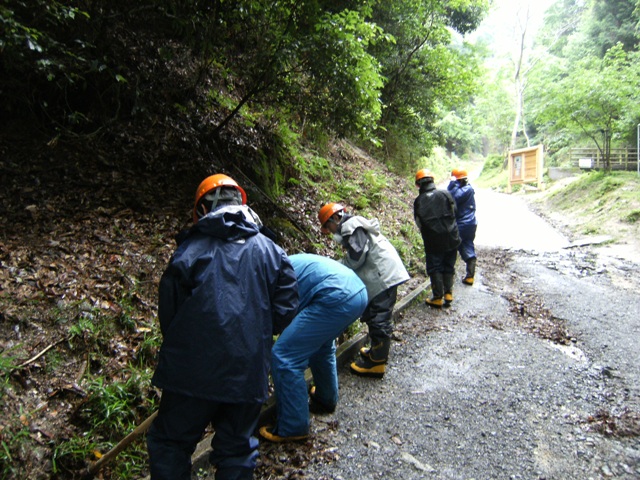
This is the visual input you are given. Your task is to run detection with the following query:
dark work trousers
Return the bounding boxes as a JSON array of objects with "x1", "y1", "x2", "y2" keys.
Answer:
[
  {"x1": 147, "y1": 390, "x2": 261, "y2": 480},
  {"x1": 457, "y1": 224, "x2": 477, "y2": 262},
  {"x1": 425, "y1": 249, "x2": 458, "y2": 276},
  {"x1": 360, "y1": 286, "x2": 398, "y2": 344}
]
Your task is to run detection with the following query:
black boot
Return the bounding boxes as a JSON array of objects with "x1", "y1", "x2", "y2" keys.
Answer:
[
  {"x1": 462, "y1": 258, "x2": 476, "y2": 285},
  {"x1": 426, "y1": 272, "x2": 444, "y2": 308},
  {"x1": 443, "y1": 273, "x2": 454, "y2": 307},
  {"x1": 308, "y1": 386, "x2": 336, "y2": 414},
  {"x1": 350, "y1": 337, "x2": 391, "y2": 378}
]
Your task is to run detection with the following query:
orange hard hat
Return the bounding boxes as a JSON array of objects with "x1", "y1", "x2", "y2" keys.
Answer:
[
  {"x1": 318, "y1": 203, "x2": 345, "y2": 233},
  {"x1": 193, "y1": 174, "x2": 247, "y2": 222},
  {"x1": 415, "y1": 169, "x2": 434, "y2": 184},
  {"x1": 453, "y1": 169, "x2": 468, "y2": 180}
]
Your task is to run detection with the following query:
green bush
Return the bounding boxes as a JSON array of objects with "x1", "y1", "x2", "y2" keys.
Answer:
[{"x1": 623, "y1": 209, "x2": 640, "y2": 224}]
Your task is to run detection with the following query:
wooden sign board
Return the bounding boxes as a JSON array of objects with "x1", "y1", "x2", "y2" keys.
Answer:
[{"x1": 507, "y1": 144, "x2": 544, "y2": 193}]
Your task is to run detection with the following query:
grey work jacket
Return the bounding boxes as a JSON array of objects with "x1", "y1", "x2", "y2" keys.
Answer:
[{"x1": 334, "y1": 215, "x2": 410, "y2": 300}]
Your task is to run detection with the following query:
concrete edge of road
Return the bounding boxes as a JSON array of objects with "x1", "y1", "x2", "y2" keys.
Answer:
[{"x1": 188, "y1": 279, "x2": 431, "y2": 472}]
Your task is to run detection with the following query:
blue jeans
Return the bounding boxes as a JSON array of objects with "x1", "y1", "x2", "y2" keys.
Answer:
[
  {"x1": 271, "y1": 289, "x2": 368, "y2": 437},
  {"x1": 147, "y1": 391, "x2": 261, "y2": 480}
]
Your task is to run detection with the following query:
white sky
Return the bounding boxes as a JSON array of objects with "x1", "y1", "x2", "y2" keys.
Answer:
[{"x1": 468, "y1": 0, "x2": 558, "y2": 57}]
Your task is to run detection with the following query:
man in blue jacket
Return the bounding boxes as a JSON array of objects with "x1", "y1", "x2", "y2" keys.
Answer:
[
  {"x1": 259, "y1": 253, "x2": 368, "y2": 442},
  {"x1": 147, "y1": 174, "x2": 299, "y2": 480},
  {"x1": 448, "y1": 169, "x2": 478, "y2": 285}
]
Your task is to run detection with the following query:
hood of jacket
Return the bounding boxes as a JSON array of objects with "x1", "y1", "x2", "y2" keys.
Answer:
[
  {"x1": 180, "y1": 205, "x2": 262, "y2": 245},
  {"x1": 338, "y1": 214, "x2": 381, "y2": 237},
  {"x1": 419, "y1": 182, "x2": 437, "y2": 194}
]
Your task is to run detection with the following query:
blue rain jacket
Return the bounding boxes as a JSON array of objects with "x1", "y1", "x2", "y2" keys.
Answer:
[
  {"x1": 152, "y1": 206, "x2": 299, "y2": 403},
  {"x1": 447, "y1": 180, "x2": 477, "y2": 227}
]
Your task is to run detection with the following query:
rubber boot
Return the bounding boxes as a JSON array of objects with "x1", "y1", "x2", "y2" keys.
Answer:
[
  {"x1": 443, "y1": 273, "x2": 454, "y2": 307},
  {"x1": 462, "y1": 258, "x2": 476, "y2": 285},
  {"x1": 350, "y1": 337, "x2": 391, "y2": 378},
  {"x1": 426, "y1": 272, "x2": 444, "y2": 308},
  {"x1": 308, "y1": 385, "x2": 336, "y2": 414},
  {"x1": 359, "y1": 345, "x2": 371, "y2": 360}
]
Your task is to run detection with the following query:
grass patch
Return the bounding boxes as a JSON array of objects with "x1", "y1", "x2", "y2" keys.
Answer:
[
  {"x1": 53, "y1": 372, "x2": 157, "y2": 479},
  {"x1": 624, "y1": 209, "x2": 640, "y2": 224},
  {"x1": 538, "y1": 170, "x2": 640, "y2": 238},
  {"x1": 475, "y1": 154, "x2": 508, "y2": 190}
]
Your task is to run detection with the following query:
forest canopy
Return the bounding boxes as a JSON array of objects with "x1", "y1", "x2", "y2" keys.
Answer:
[{"x1": 0, "y1": 0, "x2": 489, "y2": 167}]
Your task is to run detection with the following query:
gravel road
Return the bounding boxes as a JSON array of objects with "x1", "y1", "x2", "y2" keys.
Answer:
[
  {"x1": 300, "y1": 244, "x2": 640, "y2": 480},
  {"x1": 193, "y1": 190, "x2": 640, "y2": 480}
]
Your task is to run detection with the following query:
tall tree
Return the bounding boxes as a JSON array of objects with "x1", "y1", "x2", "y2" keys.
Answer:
[
  {"x1": 530, "y1": 44, "x2": 640, "y2": 168},
  {"x1": 366, "y1": 0, "x2": 489, "y2": 158},
  {"x1": 535, "y1": 0, "x2": 585, "y2": 61}
]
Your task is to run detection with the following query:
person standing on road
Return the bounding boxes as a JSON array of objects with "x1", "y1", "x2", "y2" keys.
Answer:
[
  {"x1": 147, "y1": 174, "x2": 299, "y2": 480},
  {"x1": 448, "y1": 169, "x2": 478, "y2": 286},
  {"x1": 413, "y1": 169, "x2": 461, "y2": 308},
  {"x1": 318, "y1": 203, "x2": 409, "y2": 378},
  {"x1": 259, "y1": 253, "x2": 368, "y2": 442}
]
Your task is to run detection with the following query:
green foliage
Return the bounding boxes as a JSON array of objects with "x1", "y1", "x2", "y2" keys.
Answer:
[
  {"x1": 134, "y1": 331, "x2": 162, "y2": 367},
  {"x1": 528, "y1": 44, "x2": 640, "y2": 158},
  {"x1": 378, "y1": 125, "x2": 432, "y2": 175},
  {"x1": 369, "y1": 0, "x2": 489, "y2": 161},
  {"x1": 584, "y1": 0, "x2": 638, "y2": 57},
  {"x1": 624, "y1": 210, "x2": 640, "y2": 223},
  {"x1": 306, "y1": 8, "x2": 386, "y2": 138},
  {"x1": 414, "y1": 147, "x2": 456, "y2": 184},
  {"x1": 253, "y1": 119, "x2": 302, "y2": 197},
  {"x1": 475, "y1": 154, "x2": 508, "y2": 190},
  {"x1": 68, "y1": 310, "x2": 104, "y2": 345},
  {"x1": 595, "y1": 174, "x2": 625, "y2": 196},
  {"x1": 465, "y1": 66, "x2": 515, "y2": 155},
  {"x1": 0, "y1": 1, "x2": 132, "y2": 130},
  {"x1": 336, "y1": 180, "x2": 360, "y2": 201},
  {"x1": 390, "y1": 234, "x2": 424, "y2": 276},
  {"x1": 342, "y1": 320, "x2": 363, "y2": 341},
  {"x1": 52, "y1": 435, "x2": 99, "y2": 475},
  {"x1": 525, "y1": 0, "x2": 640, "y2": 156},
  {"x1": 52, "y1": 372, "x2": 156, "y2": 478},
  {"x1": 1, "y1": 0, "x2": 494, "y2": 162},
  {"x1": 0, "y1": 351, "x2": 16, "y2": 377},
  {"x1": 361, "y1": 170, "x2": 388, "y2": 206},
  {"x1": 81, "y1": 376, "x2": 144, "y2": 433},
  {"x1": 295, "y1": 154, "x2": 333, "y2": 183}
]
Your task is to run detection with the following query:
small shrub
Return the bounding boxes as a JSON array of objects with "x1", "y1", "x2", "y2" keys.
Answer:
[
  {"x1": 596, "y1": 175, "x2": 625, "y2": 196},
  {"x1": 336, "y1": 180, "x2": 359, "y2": 200},
  {"x1": 623, "y1": 209, "x2": 640, "y2": 224}
]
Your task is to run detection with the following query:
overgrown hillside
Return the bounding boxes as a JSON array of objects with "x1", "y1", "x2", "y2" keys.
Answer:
[{"x1": 0, "y1": 2, "x2": 455, "y2": 476}]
